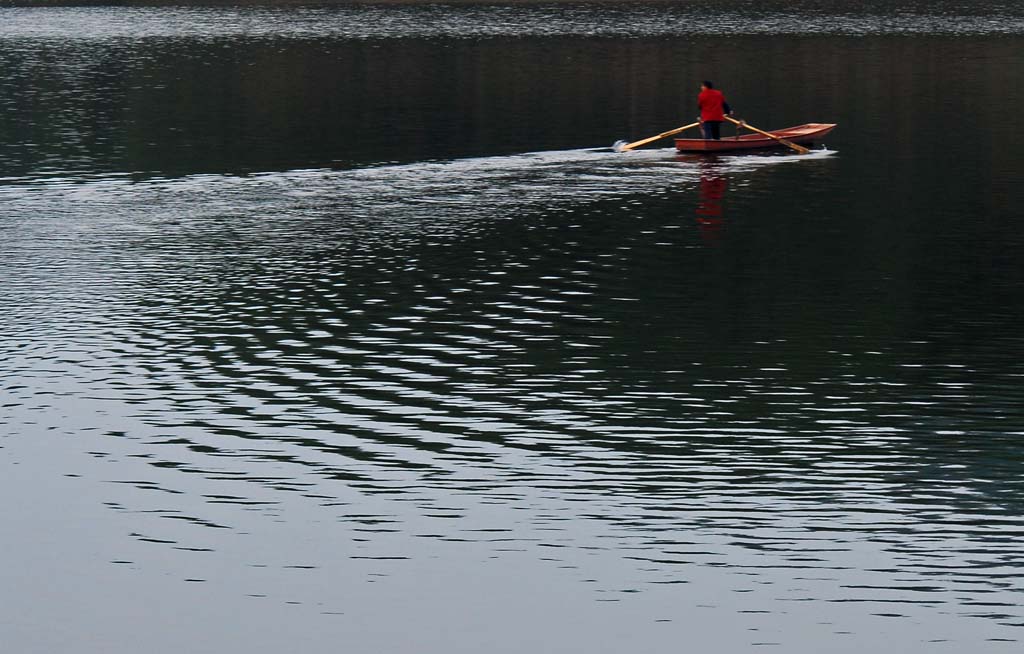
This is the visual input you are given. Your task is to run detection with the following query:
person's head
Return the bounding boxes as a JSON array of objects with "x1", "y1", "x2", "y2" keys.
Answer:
[{"x1": 702, "y1": 80, "x2": 714, "y2": 90}]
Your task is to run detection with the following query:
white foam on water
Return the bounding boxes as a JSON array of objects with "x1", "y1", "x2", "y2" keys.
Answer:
[{"x1": 0, "y1": 146, "x2": 838, "y2": 250}]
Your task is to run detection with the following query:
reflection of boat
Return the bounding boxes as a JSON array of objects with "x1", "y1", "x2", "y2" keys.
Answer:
[{"x1": 675, "y1": 123, "x2": 837, "y2": 153}]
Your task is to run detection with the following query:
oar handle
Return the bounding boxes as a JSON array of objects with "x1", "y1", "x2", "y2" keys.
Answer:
[{"x1": 725, "y1": 116, "x2": 810, "y2": 154}]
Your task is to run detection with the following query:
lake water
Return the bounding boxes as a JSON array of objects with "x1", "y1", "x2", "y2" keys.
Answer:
[{"x1": 2, "y1": 2, "x2": 1023, "y2": 652}]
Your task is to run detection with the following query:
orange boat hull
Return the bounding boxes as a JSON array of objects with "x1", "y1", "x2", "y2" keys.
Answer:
[{"x1": 675, "y1": 123, "x2": 837, "y2": 152}]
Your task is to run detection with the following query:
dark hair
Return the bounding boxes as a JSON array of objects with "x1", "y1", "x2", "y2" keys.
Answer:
[{"x1": 703, "y1": 80, "x2": 714, "y2": 89}]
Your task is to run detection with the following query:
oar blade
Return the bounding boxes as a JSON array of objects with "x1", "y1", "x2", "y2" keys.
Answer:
[
  {"x1": 766, "y1": 131, "x2": 811, "y2": 154},
  {"x1": 618, "y1": 136, "x2": 657, "y2": 152},
  {"x1": 616, "y1": 121, "x2": 700, "y2": 153}
]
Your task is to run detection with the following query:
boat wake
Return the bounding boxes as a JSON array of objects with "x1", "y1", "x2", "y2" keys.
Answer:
[
  {"x1": 0, "y1": 146, "x2": 835, "y2": 257},
  {"x1": 0, "y1": 146, "x2": 837, "y2": 229}
]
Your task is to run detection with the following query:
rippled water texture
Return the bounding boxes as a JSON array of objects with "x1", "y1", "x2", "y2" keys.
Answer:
[
  {"x1": 1, "y1": 1, "x2": 1024, "y2": 39},
  {"x1": 2, "y1": 3, "x2": 1024, "y2": 653}
]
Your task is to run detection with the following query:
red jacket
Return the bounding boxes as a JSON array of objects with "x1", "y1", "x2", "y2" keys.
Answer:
[{"x1": 698, "y1": 88, "x2": 729, "y2": 122}]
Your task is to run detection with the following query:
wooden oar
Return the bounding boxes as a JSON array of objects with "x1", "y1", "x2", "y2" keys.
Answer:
[
  {"x1": 725, "y1": 116, "x2": 810, "y2": 154},
  {"x1": 616, "y1": 121, "x2": 700, "y2": 152}
]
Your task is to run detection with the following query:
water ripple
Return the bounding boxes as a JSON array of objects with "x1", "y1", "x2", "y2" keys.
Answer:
[
  {"x1": 2, "y1": 3, "x2": 1023, "y2": 40},
  {"x1": 3, "y1": 142, "x2": 1022, "y2": 647}
]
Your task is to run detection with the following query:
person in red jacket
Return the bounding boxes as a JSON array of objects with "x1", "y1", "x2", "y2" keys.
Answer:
[{"x1": 697, "y1": 80, "x2": 731, "y2": 140}]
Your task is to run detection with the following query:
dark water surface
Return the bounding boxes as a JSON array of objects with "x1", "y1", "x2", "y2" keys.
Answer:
[{"x1": 2, "y1": 3, "x2": 1023, "y2": 652}]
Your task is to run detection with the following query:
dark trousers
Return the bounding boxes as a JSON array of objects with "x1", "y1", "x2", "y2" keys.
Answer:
[{"x1": 702, "y1": 121, "x2": 723, "y2": 140}]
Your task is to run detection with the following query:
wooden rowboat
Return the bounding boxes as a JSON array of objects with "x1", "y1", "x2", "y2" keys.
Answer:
[{"x1": 675, "y1": 123, "x2": 837, "y2": 153}]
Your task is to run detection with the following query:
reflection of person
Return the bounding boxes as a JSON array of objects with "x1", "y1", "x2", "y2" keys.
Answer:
[
  {"x1": 696, "y1": 162, "x2": 727, "y2": 244},
  {"x1": 697, "y1": 81, "x2": 731, "y2": 140}
]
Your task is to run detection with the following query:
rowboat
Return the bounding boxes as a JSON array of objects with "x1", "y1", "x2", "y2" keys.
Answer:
[{"x1": 675, "y1": 123, "x2": 837, "y2": 153}]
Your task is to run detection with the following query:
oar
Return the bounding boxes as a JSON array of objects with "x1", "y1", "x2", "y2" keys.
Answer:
[
  {"x1": 615, "y1": 121, "x2": 700, "y2": 152},
  {"x1": 725, "y1": 116, "x2": 810, "y2": 154}
]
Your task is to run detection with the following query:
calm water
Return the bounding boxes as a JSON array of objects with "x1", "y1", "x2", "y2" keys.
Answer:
[{"x1": 2, "y1": 3, "x2": 1024, "y2": 652}]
